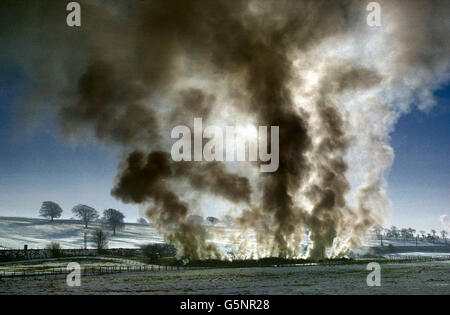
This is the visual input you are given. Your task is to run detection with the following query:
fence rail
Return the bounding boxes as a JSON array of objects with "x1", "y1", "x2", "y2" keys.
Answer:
[
  {"x1": 0, "y1": 264, "x2": 197, "y2": 279},
  {"x1": 1, "y1": 255, "x2": 449, "y2": 279},
  {"x1": 384, "y1": 255, "x2": 450, "y2": 261}
]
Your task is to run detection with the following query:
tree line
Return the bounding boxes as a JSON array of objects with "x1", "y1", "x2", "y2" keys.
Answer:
[
  {"x1": 373, "y1": 225, "x2": 448, "y2": 244},
  {"x1": 38, "y1": 201, "x2": 125, "y2": 236}
]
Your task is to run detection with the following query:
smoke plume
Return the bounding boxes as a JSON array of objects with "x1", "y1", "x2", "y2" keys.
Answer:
[
  {"x1": 1, "y1": 0, "x2": 448, "y2": 259},
  {"x1": 440, "y1": 215, "x2": 450, "y2": 233}
]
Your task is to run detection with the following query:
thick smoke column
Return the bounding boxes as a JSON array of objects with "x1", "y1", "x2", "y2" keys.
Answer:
[
  {"x1": 1, "y1": 0, "x2": 448, "y2": 259},
  {"x1": 111, "y1": 151, "x2": 251, "y2": 258}
]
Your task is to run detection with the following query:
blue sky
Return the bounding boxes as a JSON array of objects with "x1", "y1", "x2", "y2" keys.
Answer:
[
  {"x1": 0, "y1": 64, "x2": 141, "y2": 222},
  {"x1": 386, "y1": 87, "x2": 449, "y2": 232},
  {"x1": 0, "y1": 63, "x2": 449, "y2": 231}
]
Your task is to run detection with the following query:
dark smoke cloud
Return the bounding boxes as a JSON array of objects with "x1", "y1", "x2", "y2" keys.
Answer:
[
  {"x1": 170, "y1": 89, "x2": 216, "y2": 124},
  {"x1": 174, "y1": 162, "x2": 252, "y2": 205},
  {"x1": 111, "y1": 151, "x2": 251, "y2": 258},
  {"x1": 60, "y1": 60, "x2": 161, "y2": 148},
  {"x1": 1, "y1": 0, "x2": 448, "y2": 259}
]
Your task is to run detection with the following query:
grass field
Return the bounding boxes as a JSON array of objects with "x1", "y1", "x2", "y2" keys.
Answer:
[{"x1": 0, "y1": 260, "x2": 448, "y2": 294}]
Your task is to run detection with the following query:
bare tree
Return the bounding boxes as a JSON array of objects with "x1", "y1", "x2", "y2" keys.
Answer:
[
  {"x1": 407, "y1": 228, "x2": 416, "y2": 240},
  {"x1": 390, "y1": 226, "x2": 399, "y2": 240},
  {"x1": 431, "y1": 229, "x2": 437, "y2": 242},
  {"x1": 103, "y1": 209, "x2": 125, "y2": 236},
  {"x1": 441, "y1": 230, "x2": 448, "y2": 244},
  {"x1": 373, "y1": 225, "x2": 382, "y2": 239},
  {"x1": 400, "y1": 228, "x2": 408, "y2": 244},
  {"x1": 91, "y1": 229, "x2": 108, "y2": 252},
  {"x1": 419, "y1": 230, "x2": 426, "y2": 241},
  {"x1": 46, "y1": 242, "x2": 62, "y2": 258},
  {"x1": 39, "y1": 201, "x2": 63, "y2": 221},
  {"x1": 72, "y1": 204, "x2": 99, "y2": 228}
]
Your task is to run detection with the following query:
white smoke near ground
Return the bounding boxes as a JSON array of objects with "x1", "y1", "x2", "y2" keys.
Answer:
[
  {"x1": 440, "y1": 215, "x2": 450, "y2": 233},
  {"x1": 1, "y1": 0, "x2": 449, "y2": 259}
]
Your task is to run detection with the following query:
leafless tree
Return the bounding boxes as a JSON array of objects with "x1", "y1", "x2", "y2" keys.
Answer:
[
  {"x1": 91, "y1": 229, "x2": 108, "y2": 252},
  {"x1": 407, "y1": 228, "x2": 416, "y2": 240},
  {"x1": 390, "y1": 226, "x2": 399, "y2": 240},
  {"x1": 46, "y1": 241, "x2": 62, "y2": 257},
  {"x1": 400, "y1": 228, "x2": 408, "y2": 244},
  {"x1": 419, "y1": 230, "x2": 426, "y2": 241},
  {"x1": 431, "y1": 229, "x2": 437, "y2": 242},
  {"x1": 441, "y1": 230, "x2": 448, "y2": 244},
  {"x1": 103, "y1": 209, "x2": 125, "y2": 236},
  {"x1": 39, "y1": 201, "x2": 63, "y2": 221},
  {"x1": 72, "y1": 204, "x2": 99, "y2": 228}
]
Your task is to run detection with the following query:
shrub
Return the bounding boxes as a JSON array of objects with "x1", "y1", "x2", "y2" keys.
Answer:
[
  {"x1": 141, "y1": 243, "x2": 177, "y2": 262},
  {"x1": 46, "y1": 242, "x2": 62, "y2": 258},
  {"x1": 92, "y1": 229, "x2": 108, "y2": 253}
]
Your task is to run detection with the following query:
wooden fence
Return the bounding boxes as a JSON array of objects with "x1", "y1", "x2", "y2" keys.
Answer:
[
  {"x1": 1, "y1": 255, "x2": 449, "y2": 279},
  {"x1": 384, "y1": 255, "x2": 450, "y2": 261},
  {"x1": 0, "y1": 264, "x2": 201, "y2": 279}
]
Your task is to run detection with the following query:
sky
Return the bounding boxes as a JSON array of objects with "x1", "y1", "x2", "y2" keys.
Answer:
[
  {"x1": 386, "y1": 87, "x2": 449, "y2": 232},
  {"x1": 0, "y1": 63, "x2": 141, "y2": 222},
  {"x1": 0, "y1": 63, "x2": 448, "y2": 231}
]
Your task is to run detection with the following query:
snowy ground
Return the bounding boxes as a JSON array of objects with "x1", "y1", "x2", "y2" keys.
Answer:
[
  {"x1": 363, "y1": 238, "x2": 446, "y2": 247},
  {"x1": 0, "y1": 256, "x2": 149, "y2": 275},
  {"x1": 0, "y1": 260, "x2": 448, "y2": 294},
  {"x1": 1, "y1": 216, "x2": 446, "y2": 252},
  {"x1": 1, "y1": 217, "x2": 448, "y2": 294},
  {"x1": 0, "y1": 217, "x2": 163, "y2": 249},
  {"x1": 382, "y1": 252, "x2": 450, "y2": 258}
]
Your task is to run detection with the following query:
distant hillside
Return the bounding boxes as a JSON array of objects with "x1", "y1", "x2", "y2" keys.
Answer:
[
  {"x1": 0, "y1": 216, "x2": 164, "y2": 249},
  {"x1": 0, "y1": 217, "x2": 448, "y2": 254}
]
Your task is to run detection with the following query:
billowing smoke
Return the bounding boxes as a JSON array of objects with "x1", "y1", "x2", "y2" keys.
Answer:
[
  {"x1": 1, "y1": 0, "x2": 448, "y2": 259},
  {"x1": 440, "y1": 215, "x2": 450, "y2": 233},
  {"x1": 111, "y1": 151, "x2": 251, "y2": 258}
]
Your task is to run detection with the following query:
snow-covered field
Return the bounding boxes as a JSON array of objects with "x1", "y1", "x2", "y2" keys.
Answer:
[
  {"x1": 0, "y1": 256, "x2": 148, "y2": 275},
  {"x1": 0, "y1": 216, "x2": 447, "y2": 253},
  {"x1": 1, "y1": 260, "x2": 448, "y2": 294},
  {"x1": 363, "y1": 238, "x2": 446, "y2": 247},
  {"x1": 383, "y1": 252, "x2": 450, "y2": 258},
  {"x1": 0, "y1": 217, "x2": 163, "y2": 249},
  {"x1": 1, "y1": 217, "x2": 448, "y2": 295}
]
